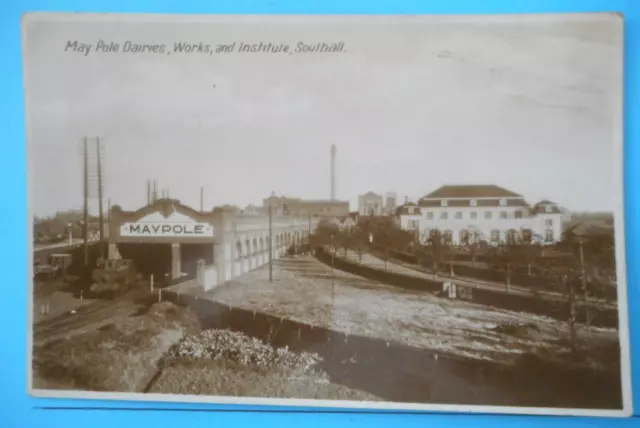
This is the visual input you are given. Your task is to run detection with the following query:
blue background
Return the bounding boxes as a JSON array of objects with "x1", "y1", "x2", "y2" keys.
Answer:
[{"x1": 1, "y1": 0, "x2": 638, "y2": 427}]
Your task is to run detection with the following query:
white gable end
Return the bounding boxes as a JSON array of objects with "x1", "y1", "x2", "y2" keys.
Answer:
[{"x1": 137, "y1": 211, "x2": 196, "y2": 223}]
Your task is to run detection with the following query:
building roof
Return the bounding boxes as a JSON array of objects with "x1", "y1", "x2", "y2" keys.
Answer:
[
  {"x1": 360, "y1": 191, "x2": 382, "y2": 198},
  {"x1": 535, "y1": 200, "x2": 556, "y2": 206},
  {"x1": 396, "y1": 203, "x2": 420, "y2": 216},
  {"x1": 418, "y1": 198, "x2": 529, "y2": 208},
  {"x1": 531, "y1": 200, "x2": 562, "y2": 214},
  {"x1": 301, "y1": 199, "x2": 349, "y2": 205},
  {"x1": 421, "y1": 185, "x2": 524, "y2": 199}
]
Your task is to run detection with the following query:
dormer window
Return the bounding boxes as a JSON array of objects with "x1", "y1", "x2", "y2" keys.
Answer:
[
  {"x1": 470, "y1": 199, "x2": 477, "y2": 207},
  {"x1": 408, "y1": 207, "x2": 415, "y2": 214},
  {"x1": 499, "y1": 199, "x2": 507, "y2": 206},
  {"x1": 545, "y1": 206, "x2": 552, "y2": 213},
  {"x1": 441, "y1": 200, "x2": 448, "y2": 207}
]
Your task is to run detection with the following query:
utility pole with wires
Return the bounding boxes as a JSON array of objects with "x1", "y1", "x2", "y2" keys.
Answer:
[
  {"x1": 200, "y1": 186, "x2": 204, "y2": 212},
  {"x1": 96, "y1": 137, "x2": 105, "y2": 259},
  {"x1": 578, "y1": 239, "x2": 591, "y2": 332},
  {"x1": 268, "y1": 203, "x2": 273, "y2": 282},
  {"x1": 82, "y1": 137, "x2": 89, "y2": 270}
]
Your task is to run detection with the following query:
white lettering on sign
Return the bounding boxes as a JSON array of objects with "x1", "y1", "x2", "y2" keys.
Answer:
[{"x1": 121, "y1": 222, "x2": 214, "y2": 237}]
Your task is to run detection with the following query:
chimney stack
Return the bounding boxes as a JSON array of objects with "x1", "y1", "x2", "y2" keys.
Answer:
[
  {"x1": 330, "y1": 144, "x2": 337, "y2": 201},
  {"x1": 153, "y1": 180, "x2": 157, "y2": 203}
]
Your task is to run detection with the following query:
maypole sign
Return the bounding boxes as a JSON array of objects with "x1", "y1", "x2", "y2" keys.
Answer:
[{"x1": 120, "y1": 221, "x2": 214, "y2": 238}]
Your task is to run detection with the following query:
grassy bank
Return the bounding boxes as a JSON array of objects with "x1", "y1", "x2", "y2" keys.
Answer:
[
  {"x1": 32, "y1": 298, "x2": 379, "y2": 401},
  {"x1": 32, "y1": 301, "x2": 200, "y2": 392},
  {"x1": 150, "y1": 329, "x2": 380, "y2": 400}
]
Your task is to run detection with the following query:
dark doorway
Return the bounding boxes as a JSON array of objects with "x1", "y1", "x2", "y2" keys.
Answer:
[
  {"x1": 117, "y1": 242, "x2": 213, "y2": 287},
  {"x1": 180, "y1": 243, "x2": 214, "y2": 280},
  {"x1": 117, "y1": 243, "x2": 171, "y2": 280}
]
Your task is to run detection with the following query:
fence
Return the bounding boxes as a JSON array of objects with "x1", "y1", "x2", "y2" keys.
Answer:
[
  {"x1": 315, "y1": 247, "x2": 618, "y2": 329},
  {"x1": 385, "y1": 248, "x2": 617, "y2": 301}
]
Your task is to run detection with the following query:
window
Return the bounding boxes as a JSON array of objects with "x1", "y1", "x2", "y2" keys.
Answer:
[
  {"x1": 236, "y1": 241, "x2": 243, "y2": 259},
  {"x1": 545, "y1": 228, "x2": 554, "y2": 242},
  {"x1": 500, "y1": 211, "x2": 508, "y2": 219},
  {"x1": 545, "y1": 206, "x2": 553, "y2": 213},
  {"x1": 426, "y1": 212, "x2": 434, "y2": 220},
  {"x1": 521, "y1": 229, "x2": 532, "y2": 243},
  {"x1": 485, "y1": 211, "x2": 492, "y2": 220},
  {"x1": 490, "y1": 229, "x2": 500, "y2": 243},
  {"x1": 454, "y1": 211, "x2": 462, "y2": 219},
  {"x1": 440, "y1": 211, "x2": 448, "y2": 220},
  {"x1": 443, "y1": 230, "x2": 453, "y2": 244},
  {"x1": 545, "y1": 219, "x2": 553, "y2": 227},
  {"x1": 515, "y1": 210, "x2": 523, "y2": 219},
  {"x1": 470, "y1": 211, "x2": 478, "y2": 220},
  {"x1": 408, "y1": 207, "x2": 415, "y2": 214},
  {"x1": 506, "y1": 229, "x2": 517, "y2": 245},
  {"x1": 441, "y1": 200, "x2": 448, "y2": 207},
  {"x1": 500, "y1": 199, "x2": 507, "y2": 206},
  {"x1": 408, "y1": 220, "x2": 419, "y2": 230},
  {"x1": 459, "y1": 229, "x2": 469, "y2": 245},
  {"x1": 470, "y1": 199, "x2": 477, "y2": 207}
]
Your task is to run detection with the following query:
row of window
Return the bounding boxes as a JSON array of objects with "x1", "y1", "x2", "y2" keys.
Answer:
[
  {"x1": 438, "y1": 199, "x2": 509, "y2": 207},
  {"x1": 408, "y1": 204, "x2": 557, "y2": 215},
  {"x1": 426, "y1": 210, "x2": 523, "y2": 220},
  {"x1": 418, "y1": 228, "x2": 555, "y2": 244},
  {"x1": 420, "y1": 210, "x2": 555, "y2": 224}
]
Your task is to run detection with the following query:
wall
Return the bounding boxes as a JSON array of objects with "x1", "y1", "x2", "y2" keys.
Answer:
[
  {"x1": 157, "y1": 290, "x2": 622, "y2": 410},
  {"x1": 358, "y1": 194, "x2": 384, "y2": 216},
  {"x1": 203, "y1": 265, "x2": 218, "y2": 291},
  {"x1": 399, "y1": 205, "x2": 564, "y2": 245}
]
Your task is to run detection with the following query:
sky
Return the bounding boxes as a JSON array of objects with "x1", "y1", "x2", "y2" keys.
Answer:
[{"x1": 23, "y1": 14, "x2": 623, "y2": 217}]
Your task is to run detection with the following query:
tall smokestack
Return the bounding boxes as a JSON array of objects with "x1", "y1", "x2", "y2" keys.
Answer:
[{"x1": 331, "y1": 144, "x2": 337, "y2": 201}]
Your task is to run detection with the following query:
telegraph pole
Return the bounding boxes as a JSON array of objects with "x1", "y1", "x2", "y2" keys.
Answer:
[
  {"x1": 200, "y1": 187, "x2": 204, "y2": 212},
  {"x1": 82, "y1": 137, "x2": 89, "y2": 270},
  {"x1": 147, "y1": 180, "x2": 151, "y2": 205},
  {"x1": 268, "y1": 203, "x2": 273, "y2": 282},
  {"x1": 96, "y1": 137, "x2": 105, "y2": 258},
  {"x1": 579, "y1": 239, "x2": 590, "y2": 328}
]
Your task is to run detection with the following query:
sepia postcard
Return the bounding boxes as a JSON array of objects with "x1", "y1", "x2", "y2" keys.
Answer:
[{"x1": 23, "y1": 12, "x2": 631, "y2": 417}]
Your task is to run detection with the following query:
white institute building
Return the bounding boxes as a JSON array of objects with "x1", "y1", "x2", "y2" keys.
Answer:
[{"x1": 397, "y1": 185, "x2": 564, "y2": 246}]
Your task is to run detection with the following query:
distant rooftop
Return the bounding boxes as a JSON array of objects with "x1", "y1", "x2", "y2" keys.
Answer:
[{"x1": 422, "y1": 184, "x2": 523, "y2": 199}]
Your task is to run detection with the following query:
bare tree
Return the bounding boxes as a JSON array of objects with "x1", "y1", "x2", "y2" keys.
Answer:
[
  {"x1": 351, "y1": 227, "x2": 369, "y2": 263},
  {"x1": 425, "y1": 230, "x2": 454, "y2": 278},
  {"x1": 491, "y1": 243, "x2": 517, "y2": 292}
]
